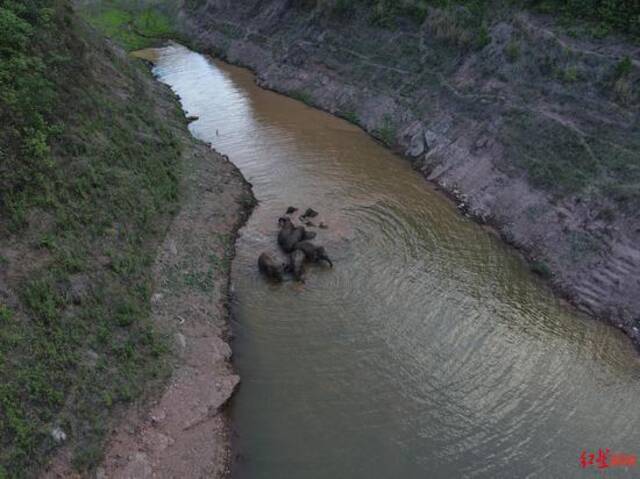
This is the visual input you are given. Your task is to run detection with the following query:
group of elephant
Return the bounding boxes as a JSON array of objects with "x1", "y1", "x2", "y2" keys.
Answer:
[{"x1": 258, "y1": 207, "x2": 333, "y2": 283}]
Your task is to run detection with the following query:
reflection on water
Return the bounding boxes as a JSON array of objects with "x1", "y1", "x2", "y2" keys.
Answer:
[{"x1": 147, "y1": 43, "x2": 640, "y2": 478}]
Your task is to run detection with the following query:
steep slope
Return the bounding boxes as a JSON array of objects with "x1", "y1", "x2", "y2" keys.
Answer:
[
  {"x1": 0, "y1": 1, "x2": 251, "y2": 476},
  {"x1": 177, "y1": 0, "x2": 640, "y2": 344}
]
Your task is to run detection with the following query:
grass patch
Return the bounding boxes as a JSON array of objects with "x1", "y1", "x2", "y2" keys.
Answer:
[
  {"x1": 499, "y1": 110, "x2": 601, "y2": 195},
  {"x1": 561, "y1": 65, "x2": 579, "y2": 82},
  {"x1": 374, "y1": 115, "x2": 397, "y2": 146},
  {"x1": 505, "y1": 40, "x2": 520, "y2": 63},
  {"x1": 83, "y1": 4, "x2": 175, "y2": 51},
  {"x1": 290, "y1": 89, "x2": 314, "y2": 105},
  {"x1": 307, "y1": 1, "x2": 638, "y2": 41},
  {"x1": 342, "y1": 110, "x2": 360, "y2": 124}
]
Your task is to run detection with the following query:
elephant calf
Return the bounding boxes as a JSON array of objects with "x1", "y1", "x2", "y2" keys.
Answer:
[
  {"x1": 278, "y1": 217, "x2": 316, "y2": 252},
  {"x1": 294, "y1": 241, "x2": 333, "y2": 268},
  {"x1": 288, "y1": 249, "x2": 307, "y2": 283},
  {"x1": 258, "y1": 252, "x2": 286, "y2": 282}
]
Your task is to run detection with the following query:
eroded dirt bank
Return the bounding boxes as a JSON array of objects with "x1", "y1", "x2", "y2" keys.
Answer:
[{"x1": 176, "y1": 0, "x2": 640, "y2": 345}]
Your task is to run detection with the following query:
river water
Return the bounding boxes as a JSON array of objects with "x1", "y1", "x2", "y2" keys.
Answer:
[{"x1": 145, "y1": 43, "x2": 640, "y2": 478}]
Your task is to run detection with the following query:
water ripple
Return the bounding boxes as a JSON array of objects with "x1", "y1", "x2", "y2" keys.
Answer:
[{"x1": 147, "y1": 43, "x2": 640, "y2": 479}]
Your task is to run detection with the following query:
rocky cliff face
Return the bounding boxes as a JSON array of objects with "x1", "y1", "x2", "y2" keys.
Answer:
[{"x1": 177, "y1": 0, "x2": 640, "y2": 342}]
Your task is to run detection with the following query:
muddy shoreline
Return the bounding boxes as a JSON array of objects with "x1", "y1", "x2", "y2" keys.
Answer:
[{"x1": 175, "y1": 1, "x2": 640, "y2": 350}]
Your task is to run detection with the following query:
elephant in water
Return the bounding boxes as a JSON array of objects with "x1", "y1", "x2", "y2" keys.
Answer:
[
  {"x1": 258, "y1": 252, "x2": 286, "y2": 282},
  {"x1": 288, "y1": 249, "x2": 306, "y2": 283},
  {"x1": 294, "y1": 241, "x2": 333, "y2": 267},
  {"x1": 278, "y1": 217, "x2": 316, "y2": 252}
]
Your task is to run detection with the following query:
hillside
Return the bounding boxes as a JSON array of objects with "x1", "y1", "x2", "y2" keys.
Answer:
[{"x1": 0, "y1": 1, "x2": 251, "y2": 476}]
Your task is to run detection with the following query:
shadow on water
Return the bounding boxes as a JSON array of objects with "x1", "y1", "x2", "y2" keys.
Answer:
[{"x1": 141, "y1": 43, "x2": 640, "y2": 479}]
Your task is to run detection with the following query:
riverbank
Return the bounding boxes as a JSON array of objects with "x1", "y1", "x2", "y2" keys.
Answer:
[
  {"x1": 46, "y1": 133, "x2": 254, "y2": 479},
  {"x1": 0, "y1": 1, "x2": 253, "y2": 476},
  {"x1": 44, "y1": 134, "x2": 253, "y2": 478},
  {"x1": 176, "y1": 0, "x2": 640, "y2": 347},
  {"x1": 42, "y1": 64, "x2": 255, "y2": 474}
]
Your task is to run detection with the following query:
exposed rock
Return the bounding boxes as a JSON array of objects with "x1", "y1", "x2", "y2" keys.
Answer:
[
  {"x1": 51, "y1": 427, "x2": 67, "y2": 443},
  {"x1": 151, "y1": 292, "x2": 164, "y2": 304},
  {"x1": 175, "y1": 332, "x2": 187, "y2": 350},
  {"x1": 402, "y1": 121, "x2": 426, "y2": 158}
]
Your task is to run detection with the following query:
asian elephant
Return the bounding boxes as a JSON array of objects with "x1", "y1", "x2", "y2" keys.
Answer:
[
  {"x1": 294, "y1": 241, "x2": 333, "y2": 267},
  {"x1": 258, "y1": 252, "x2": 286, "y2": 282},
  {"x1": 278, "y1": 217, "x2": 315, "y2": 252},
  {"x1": 288, "y1": 249, "x2": 307, "y2": 283}
]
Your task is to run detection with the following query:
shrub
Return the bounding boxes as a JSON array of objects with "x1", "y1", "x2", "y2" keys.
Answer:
[
  {"x1": 505, "y1": 40, "x2": 520, "y2": 62},
  {"x1": 530, "y1": 260, "x2": 553, "y2": 278},
  {"x1": 342, "y1": 110, "x2": 359, "y2": 124},
  {"x1": 375, "y1": 115, "x2": 397, "y2": 146},
  {"x1": 0, "y1": 0, "x2": 57, "y2": 227},
  {"x1": 615, "y1": 55, "x2": 632, "y2": 78},
  {"x1": 291, "y1": 89, "x2": 313, "y2": 105},
  {"x1": 531, "y1": 0, "x2": 640, "y2": 39},
  {"x1": 563, "y1": 65, "x2": 579, "y2": 82}
]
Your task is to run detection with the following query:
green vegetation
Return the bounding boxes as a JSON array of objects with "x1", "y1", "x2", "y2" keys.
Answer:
[
  {"x1": 0, "y1": 0, "x2": 58, "y2": 231},
  {"x1": 500, "y1": 107, "x2": 640, "y2": 211},
  {"x1": 374, "y1": 115, "x2": 397, "y2": 146},
  {"x1": 530, "y1": 260, "x2": 553, "y2": 278},
  {"x1": 303, "y1": 0, "x2": 640, "y2": 39},
  {"x1": 533, "y1": 0, "x2": 640, "y2": 39},
  {"x1": 342, "y1": 109, "x2": 360, "y2": 124},
  {"x1": 505, "y1": 40, "x2": 520, "y2": 62},
  {"x1": 83, "y1": 3, "x2": 175, "y2": 50},
  {"x1": 0, "y1": 0, "x2": 185, "y2": 475},
  {"x1": 562, "y1": 65, "x2": 579, "y2": 82},
  {"x1": 615, "y1": 55, "x2": 633, "y2": 78},
  {"x1": 290, "y1": 89, "x2": 314, "y2": 105},
  {"x1": 500, "y1": 110, "x2": 598, "y2": 194},
  {"x1": 612, "y1": 55, "x2": 635, "y2": 104}
]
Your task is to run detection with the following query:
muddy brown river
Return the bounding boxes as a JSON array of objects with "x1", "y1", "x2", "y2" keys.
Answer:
[{"x1": 146, "y1": 44, "x2": 640, "y2": 478}]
